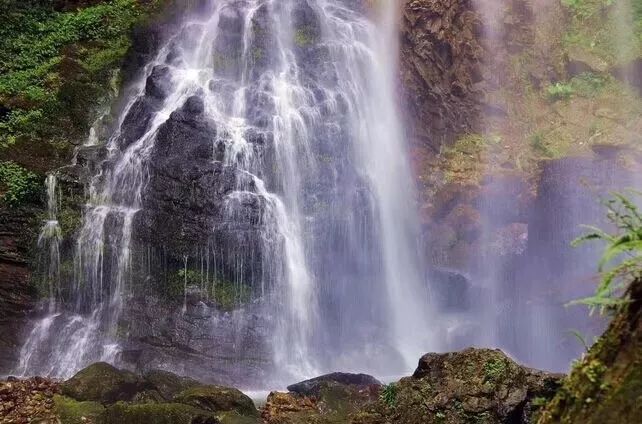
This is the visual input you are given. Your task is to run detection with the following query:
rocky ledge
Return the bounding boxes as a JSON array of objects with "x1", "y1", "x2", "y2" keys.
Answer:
[{"x1": 0, "y1": 348, "x2": 561, "y2": 424}]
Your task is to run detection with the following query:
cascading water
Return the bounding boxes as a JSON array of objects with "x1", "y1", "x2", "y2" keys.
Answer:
[{"x1": 15, "y1": 0, "x2": 436, "y2": 385}]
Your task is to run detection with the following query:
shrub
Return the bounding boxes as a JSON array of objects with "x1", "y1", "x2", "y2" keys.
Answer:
[
  {"x1": 380, "y1": 383, "x2": 397, "y2": 408},
  {"x1": 0, "y1": 161, "x2": 42, "y2": 206},
  {"x1": 546, "y1": 82, "x2": 575, "y2": 101}
]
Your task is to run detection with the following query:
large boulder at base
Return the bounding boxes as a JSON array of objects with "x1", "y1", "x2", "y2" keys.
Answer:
[
  {"x1": 353, "y1": 348, "x2": 563, "y2": 424},
  {"x1": 101, "y1": 402, "x2": 221, "y2": 424},
  {"x1": 263, "y1": 373, "x2": 382, "y2": 424},
  {"x1": 144, "y1": 369, "x2": 201, "y2": 401},
  {"x1": 61, "y1": 362, "x2": 148, "y2": 404},
  {"x1": 287, "y1": 372, "x2": 382, "y2": 398},
  {"x1": 173, "y1": 385, "x2": 259, "y2": 417}
]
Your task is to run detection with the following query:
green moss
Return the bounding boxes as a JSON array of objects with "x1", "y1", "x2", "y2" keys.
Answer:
[
  {"x1": 102, "y1": 402, "x2": 219, "y2": 424},
  {"x1": 54, "y1": 394, "x2": 104, "y2": 424},
  {"x1": 294, "y1": 26, "x2": 317, "y2": 47},
  {"x1": 162, "y1": 268, "x2": 252, "y2": 311},
  {"x1": 561, "y1": 0, "x2": 641, "y2": 65},
  {"x1": 483, "y1": 358, "x2": 508, "y2": 383},
  {"x1": 173, "y1": 385, "x2": 258, "y2": 417},
  {"x1": 546, "y1": 82, "x2": 575, "y2": 100}
]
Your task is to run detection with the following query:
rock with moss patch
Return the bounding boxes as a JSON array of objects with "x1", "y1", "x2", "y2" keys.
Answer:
[
  {"x1": 356, "y1": 348, "x2": 562, "y2": 424},
  {"x1": 61, "y1": 362, "x2": 148, "y2": 404},
  {"x1": 54, "y1": 394, "x2": 104, "y2": 424},
  {"x1": 538, "y1": 280, "x2": 642, "y2": 424},
  {"x1": 144, "y1": 369, "x2": 201, "y2": 401},
  {"x1": 173, "y1": 385, "x2": 259, "y2": 418},
  {"x1": 101, "y1": 402, "x2": 221, "y2": 424},
  {"x1": 287, "y1": 373, "x2": 382, "y2": 398}
]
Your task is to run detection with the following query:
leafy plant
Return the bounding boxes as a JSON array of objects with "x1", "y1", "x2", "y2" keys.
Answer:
[
  {"x1": 0, "y1": 161, "x2": 42, "y2": 206},
  {"x1": 483, "y1": 358, "x2": 507, "y2": 383},
  {"x1": 380, "y1": 383, "x2": 398, "y2": 408},
  {"x1": 570, "y1": 191, "x2": 642, "y2": 314},
  {"x1": 546, "y1": 82, "x2": 575, "y2": 101}
]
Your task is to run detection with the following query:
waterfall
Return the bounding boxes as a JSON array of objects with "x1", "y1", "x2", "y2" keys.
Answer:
[{"x1": 16, "y1": 0, "x2": 436, "y2": 384}]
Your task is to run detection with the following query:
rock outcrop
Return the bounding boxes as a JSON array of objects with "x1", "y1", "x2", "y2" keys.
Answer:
[
  {"x1": 354, "y1": 348, "x2": 562, "y2": 424},
  {"x1": 2, "y1": 362, "x2": 262, "y2": 424},
  {"x1": 0, "y1": 205, "x2": 38, "y2": 372},
  {"x1": 538, "y1": 279, "x2": 642, "y2": 424}
]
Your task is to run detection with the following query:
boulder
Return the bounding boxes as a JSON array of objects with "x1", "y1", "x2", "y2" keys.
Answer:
[
  {"x1": 101, "y1": 402, "x2": 221, "y2": 424},
  {"x1": 355, "y1": 348, "x2": 563, "y2": 424},
  {"x1": 61, "y1": 362, "x2": 148, "y2": 404},
  {"x1": 144, "y1": 369, "x2": 201, "y2": 401},
  {"x1": 287, "y1": 373, "x2": 382, "y2": 398},
  {"x1": 173, "y1": 385, "x2": 259, "y2": 417}
]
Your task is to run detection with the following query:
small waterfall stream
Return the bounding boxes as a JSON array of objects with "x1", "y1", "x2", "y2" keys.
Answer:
[{"x1": 16, "y1": 0, "x2": 437, "y2": 385}]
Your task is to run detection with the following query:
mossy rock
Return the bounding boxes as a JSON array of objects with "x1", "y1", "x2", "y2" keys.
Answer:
[
  {"x1": 54, "y1": 394, "x2": 104, "y2": 424},
  {"x1": 144, "y1": 369, "x2": 201, "y2": 401},
  {"x1": 173, "y1": 385, "x2": 259, "y2": 417},
  {"x1": 61, "y1": 362, "x2": 148, "y2": 404},
  {"x1": 101, "y1": 402, "x2": 220, "y2": 424},
  {"x1": 538, "y1": 280, "x2": 642, "y2": 424},
  {"x1": 356, "y1": 348, "x2": 562, "y2": 424}
]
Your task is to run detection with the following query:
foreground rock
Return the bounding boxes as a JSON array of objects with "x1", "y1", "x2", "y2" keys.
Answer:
[
  {"x1": 262, "y1": 372, "x2": 382, "y2": 424},
  {"x1": 538, "y1": 279, "x2": 642, "y2": 424},
  {"x1": 53, "y1": 362, "x2": 260, "y2": 423},
  {"x1": 355, "y1": 348, "x2": 563, "y2": 424}
]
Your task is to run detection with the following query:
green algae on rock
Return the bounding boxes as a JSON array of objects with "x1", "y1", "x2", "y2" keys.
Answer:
[{"x1": 538, "y1": 279, "x2": 642, "y2": 424}]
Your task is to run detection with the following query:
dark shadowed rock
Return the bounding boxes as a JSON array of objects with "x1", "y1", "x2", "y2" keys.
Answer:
[
  {"x1": 173, "y1": 385, "x2": 258, "y2": 417},
  {"x1": 146, "y1": 65, "x2": 173, "y2": 99},
  {"x1": 287, "y1": 372, "x2": 382, "y2": 397},
  {"x1": 144, "y1": 369, "x2": 201, "y2": 401}
]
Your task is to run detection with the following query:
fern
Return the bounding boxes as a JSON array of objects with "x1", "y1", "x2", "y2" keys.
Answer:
[{"x1": 571, "y1": 191, "x2": 642, "y2": 315}]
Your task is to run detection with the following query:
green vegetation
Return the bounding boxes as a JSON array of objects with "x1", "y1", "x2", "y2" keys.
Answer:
[
  {"x1": 294, "y1": 26, "x2": 317, "y2": 47},
  {"x1": 379, "y1": 383, "x2": 397, "y2": 408},
  {"x1": 562, "y1": 0, "x2": 641, "y2": 64},
  {"x1": 483, "y1": 357, "x2": 508, "y2": 383},
  {"x1": 0, "y1": 161, "x2": 42, "y2": 206},
  {"x1": 547, "y1": 81, "x2": 575, "y2": 100},
  {"x1": 53, "y1": 394, "x2": 105, "y2": 424},
  {"x1": 163, "y1": 268, "x2": 252, "y2": 311},
  {"x1": 571, "y1": 191, "x2": 642, "y2": 314},
  {"x1": 0, "y1": 0, "x2": 165, "y2": 154}
]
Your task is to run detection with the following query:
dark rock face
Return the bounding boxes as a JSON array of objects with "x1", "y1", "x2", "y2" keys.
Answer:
[
  {"x1": 401, "y1": 0, "x2": 483, "y2": 150},
  {"x1": 287, "y1": 372, "x2": 382, "y2": 397},
  {"x1": 119, "y1": 295, "x2": 270, "y2": 387},
  {"x1": 0, "y1": 206, "x2": 38, "y2": 372}
]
